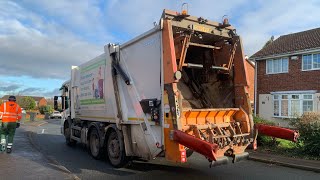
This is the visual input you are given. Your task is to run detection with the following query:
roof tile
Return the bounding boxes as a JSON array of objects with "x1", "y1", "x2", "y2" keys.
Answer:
[{"x1": 251, "y1": 27, "x2": 320, "y2": 59}]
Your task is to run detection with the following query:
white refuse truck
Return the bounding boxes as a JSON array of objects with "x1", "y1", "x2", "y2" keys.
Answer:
[{"x1": 54, "y1": 9, "x2": 297, "y2": 168}]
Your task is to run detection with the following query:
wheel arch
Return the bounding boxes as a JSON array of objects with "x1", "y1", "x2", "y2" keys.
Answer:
[{"x1": 63, "y1": 117, "x2": 72, "y2": 134}]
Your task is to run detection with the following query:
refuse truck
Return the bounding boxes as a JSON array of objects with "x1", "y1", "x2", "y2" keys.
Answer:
[{"x1": 54, "y1": 9, "x2": 298, "y2": 168}]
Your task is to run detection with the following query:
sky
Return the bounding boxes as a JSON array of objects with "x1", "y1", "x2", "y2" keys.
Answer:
[{"x1": 0, "y1": 0, "x2": 320, "y2": 98}]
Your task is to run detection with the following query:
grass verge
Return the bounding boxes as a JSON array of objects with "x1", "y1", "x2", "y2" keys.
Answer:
[{"x1": 258, "y1": 138, "x2": 320, "y2": 161}]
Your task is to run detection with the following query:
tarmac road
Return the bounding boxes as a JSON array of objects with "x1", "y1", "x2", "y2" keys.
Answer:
[{"x1": 30, "y1": 119, "x2": 320, "y2": 180}]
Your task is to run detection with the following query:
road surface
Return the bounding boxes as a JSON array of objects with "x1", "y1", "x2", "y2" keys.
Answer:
[{"x1": 24, "y1": 120, "x2": 320, "y2": 179}]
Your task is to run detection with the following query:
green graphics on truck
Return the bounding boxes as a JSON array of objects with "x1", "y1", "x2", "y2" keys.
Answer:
[{"x1": 79, "y1": 59, "x2": 106, "y2": 109}]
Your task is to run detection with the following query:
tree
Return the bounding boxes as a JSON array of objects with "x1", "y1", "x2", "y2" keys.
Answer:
[
  {"x1": 39, "y1": 105, "x2": 53, "y2": 114},
  {"x1": 18, "y1": 96, "x2": 36, "y2": 111},
  {"x1": 46, "y1": 97, "x2": 54, "y2": 106}
]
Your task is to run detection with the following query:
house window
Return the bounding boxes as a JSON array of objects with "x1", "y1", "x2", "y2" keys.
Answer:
[
  {"x1": 273, "y1": 95, "x2": 280, "y2": 116},
  {"x1": 273, "y1": 94, "x2": 314, "y2": 118},
  {"x1": 266, "y1": 58, "x2": 288, "y2": 74},
  {"x1": 303, "y1": 95, "x2": 313, "y2": 112},
  {"x1": 281, "y1": 95, "x2": 288, "y2": 116},
  {"x1": 302, "y1": 53, "x2": 320, "y2": 70}
]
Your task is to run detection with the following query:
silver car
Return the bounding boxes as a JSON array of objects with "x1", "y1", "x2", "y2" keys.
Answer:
[{"x1": 50, "y1": 111, "x2": 62, "y2": 119}]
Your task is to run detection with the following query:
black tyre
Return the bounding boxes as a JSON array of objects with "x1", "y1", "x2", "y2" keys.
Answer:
[
  {"x1": 89, "y1": 128, "x2": 103, "y2": 159},
  {"x1": 185, "y1": 147, "x2": 194, "y2": 157},
  {"x1": 64, "y1": 121, "x2": 76, "y2": 146},
  {"x1": 107, "y1": 131, "x2": 129, "y2": 168}
]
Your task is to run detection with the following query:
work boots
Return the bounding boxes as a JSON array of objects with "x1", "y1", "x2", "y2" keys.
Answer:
[
  {"x1": 0, "y1": 139, "x2": 6, "y2": 152},
  {"x1": 6, "y1": 143, "x2": 12, "y2": 153},
  {"x1": 0, "y1": 144, "x2": 5, "y2": 152}
]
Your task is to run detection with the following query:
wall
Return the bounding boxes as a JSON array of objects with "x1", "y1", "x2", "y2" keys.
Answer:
[
  {"x1": 259, "y1": 93, "x2": 291, "y2": 127},
  {"x1": 38, "y1": 98, "x2": 47, "y2": 107},
  {"x1": 258, "y1": 93, "x2": 320, "y2": 127},
  {"x1": 245, "y1": 60, "x2": 255, "y2": 104},
  {"x1": 256, "y1": 55, "x2": 320, "y2": 114},
  {"x1": 315, "y1": 93, "x2": 320, "y2": 112},
  {"x1": 258, "y1": 94, "x2": 273, "y2": 120}
]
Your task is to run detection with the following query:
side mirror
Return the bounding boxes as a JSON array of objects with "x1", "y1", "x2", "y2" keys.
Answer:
[
  {"x1": 54, "y1": 96, "x2": 58, "y2": 110},
  {"x1": 61, "y1": 96, "x2": 69, "y2": 111},
  {"x1": 64, "y1": 96, "x2": 69, "y2": 109},
  {"x1": 61, "y1": 96, "x2": 65, "y2": 111}
]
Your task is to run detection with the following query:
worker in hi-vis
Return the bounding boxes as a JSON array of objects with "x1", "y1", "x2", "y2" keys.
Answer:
[{"x1": 0, "y1": 96, "x2": 22, "y2": 153}]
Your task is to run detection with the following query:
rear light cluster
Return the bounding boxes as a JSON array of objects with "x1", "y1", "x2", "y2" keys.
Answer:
[{"x1": 180, "y1": 150, "x2": 187, "y2": 163}]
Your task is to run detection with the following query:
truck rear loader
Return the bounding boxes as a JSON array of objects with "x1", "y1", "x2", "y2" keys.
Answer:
[{"x1": 55, "y1": 9, "x2": 298, "y2": 168}]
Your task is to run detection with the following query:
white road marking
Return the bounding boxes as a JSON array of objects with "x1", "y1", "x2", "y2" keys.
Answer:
[{"x1": 41, "y1": 129, "x2": 45, "y2": 134}]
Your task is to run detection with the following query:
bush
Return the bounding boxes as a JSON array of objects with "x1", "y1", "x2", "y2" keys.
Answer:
[
  {"x1": 253, "y1": 116, "x2": 276, "y2": 125},
  {"x1": 291, "y1": 112, "x2": 320, "y2": 156},
  {"x1": 253, "y1": 116, "x2": 278, "y2": 146},
  {"x1": 39, "y1": 105, "x2": 53, "y2": 115},
  {"x1": 18, "y1": 96, "x2": 36, "y2": 110}
]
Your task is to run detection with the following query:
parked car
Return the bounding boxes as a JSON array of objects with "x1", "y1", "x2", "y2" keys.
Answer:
[{"x1": 50, "y1": 111, "x2": 62, "y2": 119}]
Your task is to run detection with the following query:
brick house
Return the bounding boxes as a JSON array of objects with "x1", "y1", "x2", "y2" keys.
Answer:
[
  {"x1": 245, "y1": 57, "x2": 255, "y2": 107},
  {"x1": 1, "y1": 95, "x2": 47, "y2": 108},
  {"x1": 250, "y1": 28, "x2": 320, "y2": 126}
]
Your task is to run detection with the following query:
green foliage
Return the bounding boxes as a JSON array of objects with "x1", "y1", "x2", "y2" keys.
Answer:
[
  {"x1": 254, "y1": 114, "x2": 320, "y2": 159},
  {"x1": 39, "y1": 105, "x2": 53, "y2": 115},
  {"x1": 291, "y1": 112, "x2": 320, "y2": 156},
  {"x1": 17, "y1": 96, "x2": 36, "y2": 110},
  {"x1": 253, "y1": 116, "x2": 275, "y2": 125}
]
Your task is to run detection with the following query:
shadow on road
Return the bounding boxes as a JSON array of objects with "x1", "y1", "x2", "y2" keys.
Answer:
[
  {"x1": 29, "y1": 130, "x2": 204, "y2": 178},
  {"x1": 0, "y1": 128, "x2": 73, "y2": 179}
]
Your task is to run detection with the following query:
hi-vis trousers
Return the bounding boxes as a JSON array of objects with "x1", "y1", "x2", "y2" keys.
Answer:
[{"x1": 0, "y1": 122, "x2": 17, "y2": 151}]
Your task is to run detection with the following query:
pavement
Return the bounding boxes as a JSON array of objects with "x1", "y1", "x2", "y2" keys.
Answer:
[
  {"x1": 0, "y1": 123, "x2": 74, "y2": 180},
  {"x1": 248, "y1": 150, "x2": 320, "y2": 173}
]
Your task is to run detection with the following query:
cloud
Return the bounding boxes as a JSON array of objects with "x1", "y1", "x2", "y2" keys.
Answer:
[
  {"x1": 16, "y1": 87, "x2": 59, "y2": 98},
  {"x1": 105, "y1": 0, "x2": 320, "y2": 56},
  {"x1": 237, "y1": 0, "x2": 320, "y2": 55},
  {"x1": 104, "y1": 0, "x2": 250, "y2": 39},
  {"x1": 18, "y1": 87, "x2": 44, "y2": 94},
  {"x1": 42, "y1": 88, "x2": 61, "y2": 98},
  {"x1": 18, "y1": 0, "x2": 106, "y2": 36},
  {"x1": 1, "y1": 0, "x2": 320, "y2": 83},
  {"x1": 0, "y1": 85, "x2": 20, "y2": 92},
  {"x1": 0, "y1": 1, "x2": 105, "y2": 80}
]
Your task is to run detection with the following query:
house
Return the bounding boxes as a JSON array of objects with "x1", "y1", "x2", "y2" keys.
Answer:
[
  {"x1": 1, "y1": 95, "x2": 47, "y2": 108},
  {"x1": 251, "y1": 27, "x2": 320, "y2": 127},
  {"x1": 245, "y1": 56, "x2": 255, "y2": 108}
]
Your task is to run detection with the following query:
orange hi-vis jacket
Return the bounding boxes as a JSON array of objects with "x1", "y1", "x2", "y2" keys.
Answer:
[{"x1": 0, "y1": 101, "x2": 22, "y2": 123}]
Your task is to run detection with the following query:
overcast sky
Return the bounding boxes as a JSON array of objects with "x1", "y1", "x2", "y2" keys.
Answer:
[{"x1": 0, "y1": 0, "x2": 319, "y2": 98}]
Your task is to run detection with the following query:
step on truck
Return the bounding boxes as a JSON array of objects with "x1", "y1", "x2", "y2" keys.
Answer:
[{"x1": 54, "y1": 9, "x2": 298, "y2": 168}]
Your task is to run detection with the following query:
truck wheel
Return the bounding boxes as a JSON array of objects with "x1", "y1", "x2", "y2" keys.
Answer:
[
  {"x1": 89, "y1": 128, "x2": 103, "y2": 159},
  {"x1": 107, "y1": 131, "x2": 128, "y2": 168},
  {"x1": 64, "y1": 121, "x2": 76, "y2": 146},
  {"x1": 185, "y1": 147, "x2": 194, "y2": 157}
]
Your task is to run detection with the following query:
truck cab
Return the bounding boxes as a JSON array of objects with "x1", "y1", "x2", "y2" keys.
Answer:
[{"x1": 54, "y1": 80, "x2": 71, "y2": 134}]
